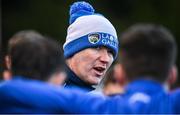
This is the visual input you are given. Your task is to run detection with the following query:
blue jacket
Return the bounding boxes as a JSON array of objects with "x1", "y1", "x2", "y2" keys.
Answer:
[
  {"x1": 64, "y1": 66, "x2": 95, "y2": 92},
  {"x1": 0, "y1": 76, "x2": 179, "y2": 114}
]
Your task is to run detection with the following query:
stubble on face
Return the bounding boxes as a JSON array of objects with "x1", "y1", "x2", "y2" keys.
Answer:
[{"x1": 67, "y1": 48, "x2": 113, "y2": 85}]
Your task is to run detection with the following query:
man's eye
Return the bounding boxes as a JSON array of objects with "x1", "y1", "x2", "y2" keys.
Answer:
[{"x1": 108, "y1": 50, "x2": 113, "y2": 55}]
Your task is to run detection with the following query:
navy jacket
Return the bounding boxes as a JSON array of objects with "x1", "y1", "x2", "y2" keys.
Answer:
[
  {"x1": 0, "y1": 76, "x2": 179, "y2": 114},
  {"x1": 64, "y1": 66, "x2": 95, "y2": 92}
]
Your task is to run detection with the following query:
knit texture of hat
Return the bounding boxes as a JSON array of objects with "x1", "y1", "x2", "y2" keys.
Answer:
[{"x1": 63, "y1": 1, "x2": 119, "y2": 59}]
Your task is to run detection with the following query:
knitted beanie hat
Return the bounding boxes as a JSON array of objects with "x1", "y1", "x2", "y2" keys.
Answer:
[{"x1": 63, "y1": 1, "x2": 119, "y2": 59}]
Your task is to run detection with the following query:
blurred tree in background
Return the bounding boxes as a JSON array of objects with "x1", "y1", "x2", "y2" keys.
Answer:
[{"x1": 1, "y1": 0, "x2": 180, "y2": 87}]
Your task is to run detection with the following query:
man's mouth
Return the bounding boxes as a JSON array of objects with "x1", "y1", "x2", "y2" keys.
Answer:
[{"x1": 93, "y1": 66, "x2": 106, "y2": 76}]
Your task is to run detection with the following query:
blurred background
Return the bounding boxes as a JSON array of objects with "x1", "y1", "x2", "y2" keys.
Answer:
[{"x1": 1, "y1": 0, "x2": 180, "y2": 87}]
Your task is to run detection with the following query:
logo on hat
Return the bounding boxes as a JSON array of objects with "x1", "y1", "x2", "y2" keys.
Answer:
[{"x1": 88, "y1": 33, "x2": 101, "y2": 44}]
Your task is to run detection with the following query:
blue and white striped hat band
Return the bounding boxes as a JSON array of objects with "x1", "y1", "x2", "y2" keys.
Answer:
[{"x1": 64, "y1": 32, "x2": 118, "y2": 59}]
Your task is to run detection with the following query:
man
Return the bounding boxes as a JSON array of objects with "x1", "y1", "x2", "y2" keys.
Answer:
[
  {"x1": 63, "y1": 1, "x2": 119, "y2": 91},
  {"x1": 0, "y1": 30, "x2": 66, "y2": 113},
  {"x1": 2, "y1": 30, "x2": 66, "y2": 85}
]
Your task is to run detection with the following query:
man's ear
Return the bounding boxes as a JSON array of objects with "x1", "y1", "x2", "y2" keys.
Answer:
[
  {"x1": 3, "y1": 70, "x2": 12, "y2": 80},
  {"x1": 167, "y1": 65, "x2": 178, "y2": 86},
  {"x1": 113, "y1": 63, "x2": 127, "y2": 86},
  {"x1": 3, "y1": 55, "x2": 12, "y2": 80}
]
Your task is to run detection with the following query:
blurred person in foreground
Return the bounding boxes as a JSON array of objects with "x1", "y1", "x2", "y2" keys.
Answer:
[
  {"x1": 0, "y1": 30, "x2": 67, "y2": 113},
  {"x1": 2, "y1": 30, "x2": 66, "y2": 85},
  {"x1": 63, "y1": 1, "x2": 119, "y2": 92},
  {"x1": 102, "y1": 63, "x2": 126, "y2": 96}
]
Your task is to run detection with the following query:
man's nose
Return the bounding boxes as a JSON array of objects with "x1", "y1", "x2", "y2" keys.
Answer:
[{"x1": 99, "y1": 49, "x2": 111, "y2": 64}]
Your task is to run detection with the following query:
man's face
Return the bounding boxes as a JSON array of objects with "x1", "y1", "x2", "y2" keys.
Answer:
[{"x1": 67, "y1": 46, "x2": 114, "y2": 85}]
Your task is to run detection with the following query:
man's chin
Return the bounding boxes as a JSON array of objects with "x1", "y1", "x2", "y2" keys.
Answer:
[
  {"x1": 92, "y1": 77, "x2": 102, "y2": 85},
  {"x1": 86, "y1": 75, "x2": 102, "y2": 85}
]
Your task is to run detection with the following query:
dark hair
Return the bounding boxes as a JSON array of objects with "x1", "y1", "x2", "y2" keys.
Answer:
[
  {"x1": 8, "y1": 30, "x2": 65, "y2": 81},
  {"x1": 120, "y1": 24, "x2": 177, "y2": 83}
]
